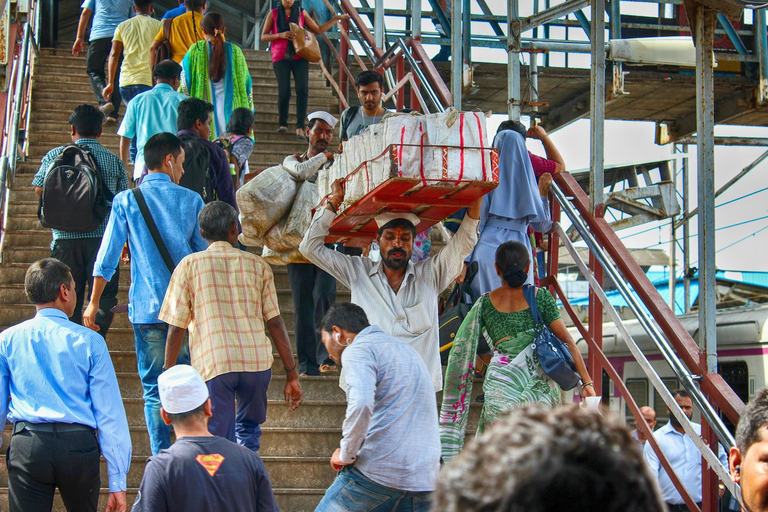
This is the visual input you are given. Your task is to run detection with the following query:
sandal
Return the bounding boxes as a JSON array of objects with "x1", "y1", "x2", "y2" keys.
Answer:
[
  {"x1": 276, "y1": 126, "x2": 288, "y2": 133},
  {"x1": 319, "y1": 364, "x2": 338, "y2": 373}
]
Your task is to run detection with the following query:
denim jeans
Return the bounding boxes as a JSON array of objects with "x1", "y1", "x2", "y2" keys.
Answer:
[
  {"x1": 133, "y1": 323, "x2": 189, "y2": 455},
  {"x1": 316, "y1": 467, "x2": 432, "y2": 512},
  {"x1": 119, "y1": 84, "x2": 151, "y2": 162},
  {"x1": 205, "y1": 370, "x2": 271, "y2": 452}
]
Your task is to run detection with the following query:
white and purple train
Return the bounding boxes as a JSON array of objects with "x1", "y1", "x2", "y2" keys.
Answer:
[{"x1": 569, "y1": 304, "x2": 767, "y2": 429}]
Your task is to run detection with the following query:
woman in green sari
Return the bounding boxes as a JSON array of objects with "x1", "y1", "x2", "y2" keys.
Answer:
[
  {"x1": 181, "y1": 13, "x2": 253, "y2": 140},
  {"x1": 440, "y1": 240, "x2": 595, "y2": 461}
]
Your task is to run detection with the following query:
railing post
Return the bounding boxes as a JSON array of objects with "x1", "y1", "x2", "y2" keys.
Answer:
[
  {"x1": 588, "y1": 249, "x2": 603, "y2": 398},
  {"x1": 451, "y1": 0, "x2": 462, "y2": 110},
  {"x1": 374, "y1": 0, "x2": 385, "y2": 49},
  {"x1": 396, "y1": 56, "x2": 405, "y2": 110},
  {"x1": 507, "y1": 0, "x2": 521, "y2": 120},
  {"x1": 590, "y1": 0, "x2": 606, "y2": 212},
  {"x1": 339, "y1": 19, "x2": 350, "y2": 111},
  {"x1": 412, "y1": 0, "x2": 422, "y2": 39}
]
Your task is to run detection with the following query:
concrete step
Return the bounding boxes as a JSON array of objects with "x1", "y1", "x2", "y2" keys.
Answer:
[
  {"x1": 0, "y1": 453, "x2": 336, "y2": 489},
  {"x1": 0, "y1": 487, "x2": 327, "y2": 512}
]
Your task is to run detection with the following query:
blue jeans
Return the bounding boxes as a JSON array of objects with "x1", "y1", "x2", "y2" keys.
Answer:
[
  {"x1": 119, "y1": 84, "x2": 151, "y2": 162},
  {"x1": 316, "y1": 467, "x2": 432, "y2": 512},
  {"x1": 133, "y1": 323, "x2": 189, "y2": 455},
  {"x1": 205, "y1": 370, "x2": 271, "y2": 452}
]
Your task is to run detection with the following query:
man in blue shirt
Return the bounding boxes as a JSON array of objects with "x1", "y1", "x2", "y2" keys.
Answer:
[
  {"x1": 315, "y1": 303, "x2": 440, "y2": 512},
  {"x1": 0, "y1": 258, "x2": 131, "y2": 512},
  {"x1": 32, "y1": 104, "x2": 129, "y2": 337},
  {"x1": 84, "y1": 132, "x2": 207, "y2": 455},
  {"x1": 644, "y1": 389, "x2": 728, "y2": 511},
  {"x1": 140, "y1": 97, "x2": 237, "y2": 210},
  {"x1": 118, "y1": 60, "x2": 187, "y2": 181},
  {"x1": 72, "y1": 0, "x2": 133, "y2": 123},
  {"x1": 162, "y1": 0, "x2": 187, "y2": 19}
]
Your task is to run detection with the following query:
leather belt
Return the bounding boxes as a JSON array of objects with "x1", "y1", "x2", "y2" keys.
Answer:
[{"x1": 13, "y1": 421, "x2": 94, "y2": 435}]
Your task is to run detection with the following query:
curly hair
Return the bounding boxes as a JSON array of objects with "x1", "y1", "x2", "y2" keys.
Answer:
[{"x1": 433, "y1": 404, "x2": 665, "y2": 512}]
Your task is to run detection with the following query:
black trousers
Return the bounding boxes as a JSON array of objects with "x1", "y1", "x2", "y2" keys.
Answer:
[
  {"x1": 51, "y1": 238, "x2": 119, "y2": 337},
  {"x1": 86, "y1": 37, "x2": 122, "y2": 117},
  {"x1": 273, "y1": 58, "x2": 309, "y2": 129},
  {"x1": 7, "y1": 429, "x2": 101, "y2": 512},
  {"x1": 287, "y1": 262, "x2": 336, "y2": 375}
]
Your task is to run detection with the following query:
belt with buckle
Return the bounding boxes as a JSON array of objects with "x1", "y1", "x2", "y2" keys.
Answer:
[{"x1": 13, "y1": 421, "x2": 94, "y2": 435}]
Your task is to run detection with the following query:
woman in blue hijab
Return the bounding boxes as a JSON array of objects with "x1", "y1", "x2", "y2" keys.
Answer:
[{"x1": 467, "y1": 127, "x2": 552, "y2": 297}]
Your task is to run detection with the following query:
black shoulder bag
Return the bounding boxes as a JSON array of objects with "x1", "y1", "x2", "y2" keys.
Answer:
[{"x1": 132, "y1": 188, "x2": 176, "y2": 274}]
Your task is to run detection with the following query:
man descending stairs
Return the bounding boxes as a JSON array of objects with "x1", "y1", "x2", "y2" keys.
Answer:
[{"x1": 0, "y1": 42, "x2": 354, "y2": 511}]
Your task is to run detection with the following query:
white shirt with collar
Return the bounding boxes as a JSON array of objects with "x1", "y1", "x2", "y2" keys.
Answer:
[
  {"x1": 643, "y1": 421, "x2": 728, "y2": 505},
  {"x1": 299, "y1": 208, "x2": 480, "y2": 391}
]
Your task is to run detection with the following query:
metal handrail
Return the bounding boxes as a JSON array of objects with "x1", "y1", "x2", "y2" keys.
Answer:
[
  {"x1": 551, "y1": 181, "x2": 737, "y2": 464},
  {"x1": 328, "y1": 0, "x2": 450, "y2": 113},
  {"x1": 0, "y1": 15, "x2": 39, "y2": 254}
]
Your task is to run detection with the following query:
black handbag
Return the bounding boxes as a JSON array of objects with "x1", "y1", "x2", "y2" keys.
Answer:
[
  {"x1": 439, "y1": 261, "x2": 486, "y2": 365},
  {"x1": 523, "y1": 285, "x2": 581, "y2": 390}
]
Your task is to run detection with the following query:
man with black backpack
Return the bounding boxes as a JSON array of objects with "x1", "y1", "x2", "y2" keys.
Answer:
[
  {"x1": 32, "y1": 104, "x2": 129, "y2": 336},
  {"x1": 84, "y1": 132, "x2": 207, "y2": 456},
  {"x1": 141, "y1": 97, "x2": 236, "y2": 209}
]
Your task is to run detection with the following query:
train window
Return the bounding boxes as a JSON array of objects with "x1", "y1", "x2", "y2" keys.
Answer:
[
  {"x1": 653, "y1": 377, "x2": 679, "y2": 423},
  {"x1": 719, "y1": 361, "x2": 749, "y2": 435},
  {"x1": 625, "y1": 379, "x2": 649, "y2": 428}
]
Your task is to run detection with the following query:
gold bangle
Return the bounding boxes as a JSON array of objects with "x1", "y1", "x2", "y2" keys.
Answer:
[{"x1": 582, "y1": 381, "x2": 594, "y2": 388}]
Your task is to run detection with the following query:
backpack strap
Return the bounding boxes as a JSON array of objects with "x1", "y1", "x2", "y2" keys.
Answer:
[
  {"x1": 523, "y1": 285, "x2": 544, "y2": 327},
  {"x1": 132, "y1": 188, "x2": 176, "y2": 274},
  {"x1": 162, "y1": 16, "x2": 173, "y2": 41},
  {"x1": 340, "y1": 106, "x2": 360, "y2": 140}
]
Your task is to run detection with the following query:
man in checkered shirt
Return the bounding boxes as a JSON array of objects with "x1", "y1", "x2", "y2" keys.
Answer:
[
  {"x1": 32, "y1": 104, "x2": 129, "y2": 336},
  {"x1": 160, "y1": 201, "x2": 303, "y2": 451}
]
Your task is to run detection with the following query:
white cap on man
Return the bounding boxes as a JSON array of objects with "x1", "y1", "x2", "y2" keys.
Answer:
[
  {"x1": 308, "y1": 111, "x2": 338, "y2": 129},
  {"x1": 374, "y1": 212, "x2": 421, "y2": 229},
  {"x1": 158, "y1": 365, "x2": 209, "y2": 414}
]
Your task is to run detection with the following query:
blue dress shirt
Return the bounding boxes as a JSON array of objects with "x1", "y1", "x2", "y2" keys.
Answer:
[
  {"x1": 0, "y1": 308, "x2": 132, "y2": 491},
  {"x1": 81, "y1": 0, "x2": 133, "y2": 41},
  {"x1": 643, "y1": 421, "x2": 728, "y2": 505},
  {"x1": 94, "y1": 173, "x2": 207, "y2": 324}
]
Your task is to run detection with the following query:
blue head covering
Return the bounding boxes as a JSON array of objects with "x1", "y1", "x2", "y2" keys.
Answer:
[{"x1": 484, "y1": 129, "x2": 548, "y2": 222}]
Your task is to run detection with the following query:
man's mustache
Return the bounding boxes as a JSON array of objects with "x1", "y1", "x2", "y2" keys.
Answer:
[{"x1": 387, "y1": 249, "x2": 406, "y2": 257}]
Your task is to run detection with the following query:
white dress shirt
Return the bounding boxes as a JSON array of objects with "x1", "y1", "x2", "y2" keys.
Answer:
[
  {"x1": 299, "y1": 208, "x2": 479, "y2": 391},
  {"x1": 643, "y1": 421, "x2": 728, "y2": 505}
]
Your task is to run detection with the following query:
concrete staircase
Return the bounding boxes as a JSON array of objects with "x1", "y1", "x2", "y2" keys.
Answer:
[{"x1": 0, "y1": 44, "x2": 352, "y2": 510}]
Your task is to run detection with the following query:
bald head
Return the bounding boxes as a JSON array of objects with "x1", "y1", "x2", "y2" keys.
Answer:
[{"x1": 637, "y1": 406, "x2": 657, "y2": 443}]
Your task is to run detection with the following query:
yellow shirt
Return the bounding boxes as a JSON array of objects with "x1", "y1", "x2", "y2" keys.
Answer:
[
  {"x1": 159, "y1": 241, "x2": 281, "y2": 381},
  {"x1": 154, "y1": 10, "x2": 204, "y2": 63},
  {"x1": 113, "y1": 15, "x2": 162, "y2": 87}
]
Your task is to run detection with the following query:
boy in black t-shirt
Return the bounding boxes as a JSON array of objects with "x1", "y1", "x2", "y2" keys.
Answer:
[{"x1": 132, "y1": 365, "x2": 278, "y2": 512}]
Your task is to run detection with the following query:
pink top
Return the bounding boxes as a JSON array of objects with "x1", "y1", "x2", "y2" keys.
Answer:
[
  {"x1": 270, "y1": 8, "x2": 305, "y2": 63},
  {"x1": 528, "y1": 151, "x2": 557, "y2": 177}
]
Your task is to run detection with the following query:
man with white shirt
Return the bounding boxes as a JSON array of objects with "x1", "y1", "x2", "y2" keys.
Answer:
[
  {"x1": 644, "y1": 389, "x2": 728, "y2": 511},
  {"x1": 299, "y1": 180, "x2": 480, "y2": 391},
  {"x1": 315, "y1": 303, "x2": 439, "y2": 511}
]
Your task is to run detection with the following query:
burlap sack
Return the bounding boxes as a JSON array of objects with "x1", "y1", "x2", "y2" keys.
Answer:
[
  {"x1": 261, "y1": 245, "x2": 309, "y2": 266},
  {"x1": 284, "y1": 181, "x2": 316, "y2": 243},
  {"x1": 236, "y1": 165, "x2": 298, "y2": 241}
]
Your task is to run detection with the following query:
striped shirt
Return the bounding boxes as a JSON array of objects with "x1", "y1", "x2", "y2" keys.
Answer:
[
  {"x1": 299, "y1": 209, "x2": 480, "y2": 391},
  {"x1": 159, "y1": 241, "x2": 281, "y2": 381},
  {"x1": 32, "y1": 138, "x2": 129, "y2": 244}
]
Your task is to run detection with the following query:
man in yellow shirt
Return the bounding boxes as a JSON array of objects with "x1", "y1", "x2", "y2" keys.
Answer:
[{"x1": 149, "y1": 0, "x2": 206, "y2": 66}]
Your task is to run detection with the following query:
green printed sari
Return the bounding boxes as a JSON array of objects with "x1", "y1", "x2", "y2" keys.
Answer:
[{"x1": 439, "y1": 292, "x2": 561, "y2": 462}]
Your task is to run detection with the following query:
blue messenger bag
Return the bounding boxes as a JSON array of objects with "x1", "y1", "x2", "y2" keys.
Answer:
[{"x1": 523, "y1": 285, "x2": 581, "y2": 391}]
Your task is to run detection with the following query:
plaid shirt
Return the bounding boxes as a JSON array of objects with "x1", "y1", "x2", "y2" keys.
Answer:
[
  {"x1": 32, "y1": 139, "x2": 129, "y2": 243},
  {"x1": 159, "y1": 241, "x2": 281, "y2": 381}
]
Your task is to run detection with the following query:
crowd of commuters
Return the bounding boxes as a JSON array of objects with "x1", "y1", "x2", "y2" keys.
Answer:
[{"x1": 4, "y1": 2, "x2": 762, "y2": 510}]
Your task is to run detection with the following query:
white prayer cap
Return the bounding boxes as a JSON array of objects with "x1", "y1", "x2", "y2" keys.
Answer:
[
  {"x1": 308, "y1": 111, "x2": 338, "y2": 129},
  {"x1": 374, "y1": 212, "x2": 420, "y2": 229},
  {"x1": 158, "y1": 365, "x2": 209, "y2": 414}
]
